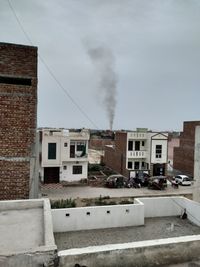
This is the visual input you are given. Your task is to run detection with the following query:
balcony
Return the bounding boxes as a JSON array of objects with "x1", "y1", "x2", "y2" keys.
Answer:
[
  {"x1": 68, "y1": 153, "x2": 88, "y2": 162},
  {"x1": 127, "y1": 150, "x2": 147, "y2": 158},
  {"x1": 127, "y1": 132, "x2": 147, "y2": 140}
]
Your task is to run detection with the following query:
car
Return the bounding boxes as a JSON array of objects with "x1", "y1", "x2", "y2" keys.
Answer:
[
  {"x1": 106, "y1": 174, "x2": 128, "y2": 188},
  {"x1": 175, "y1": 175, "x2": 191, "y2": 186}
]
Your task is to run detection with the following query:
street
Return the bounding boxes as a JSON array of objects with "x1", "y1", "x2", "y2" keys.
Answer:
[{"x1": 41, "y1": 183, "x2": 194, "y2": 200}]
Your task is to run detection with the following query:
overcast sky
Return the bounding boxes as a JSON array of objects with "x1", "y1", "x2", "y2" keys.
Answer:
[{"x1": 1, "y1": 0, "x2": 200, "y2": 131}]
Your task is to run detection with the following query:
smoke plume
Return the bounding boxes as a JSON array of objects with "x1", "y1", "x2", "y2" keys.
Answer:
[{"x1": 87, "y1": 45, "x2": 117, "y2": 130}]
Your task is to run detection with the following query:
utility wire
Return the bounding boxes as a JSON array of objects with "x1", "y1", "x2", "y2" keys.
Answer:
[{"x1": 7, "y1": 0, "x2": 100, "y2": 129}]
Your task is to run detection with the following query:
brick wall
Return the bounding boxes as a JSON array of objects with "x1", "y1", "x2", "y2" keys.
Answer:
[
  {"x1": 0, "y1": 43, "x2": 37, "y2": 199},
  {"x1": 89, "y1": 139, "x2": 114, "y2": 150},
  {"x1": 103, "y1": 132, "x2": 129, "y2": 177},
  {"x1": 173, "y1": 121, "x2": 200, "y2": 177}
]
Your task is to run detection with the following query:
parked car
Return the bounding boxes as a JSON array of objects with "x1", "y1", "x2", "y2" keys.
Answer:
[
  {"x1": 175, "y1": 175, "x2": 191, "y2": 186},
  {"x1": 106, "y1": 174, "x2": 128, "y2": 188},
  {"x1": 148, "y1": 176, "x2": 167, "y2": 190}
]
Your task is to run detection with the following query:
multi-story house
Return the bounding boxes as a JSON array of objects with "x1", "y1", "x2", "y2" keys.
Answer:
[
  {"x1": 173, "y1": 121, "x2": 200, "y2": 177},
  {"x1": 104, "y1": 129, "x2": 168, "y2": 178},
  {"x1": 39, "y1": 128, "x2": 90, "y2": 183}
]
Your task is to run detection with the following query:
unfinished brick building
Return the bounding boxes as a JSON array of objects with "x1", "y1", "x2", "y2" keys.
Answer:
[
  {"x1": 0, "y1": 42, "x2": 38, "y2": 199},
  {"x1": 173, "y1": 121, "x2": 200, "y2": 177}
]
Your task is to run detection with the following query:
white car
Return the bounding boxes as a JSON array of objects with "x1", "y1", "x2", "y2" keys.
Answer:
[{"x1": 175, "y1": 175, "x2": 191, "y2": 186}]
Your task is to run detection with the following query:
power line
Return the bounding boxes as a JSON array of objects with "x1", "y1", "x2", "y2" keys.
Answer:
[{"x1": 7, "y1": 0, "x2": 100, "y2": 129}]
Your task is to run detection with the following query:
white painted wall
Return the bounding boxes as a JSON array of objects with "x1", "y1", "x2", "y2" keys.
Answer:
[
  {"x1": 59, "y1": 235, "x2": 200, "y2": 267},
  {"x1": 52, "y1": 197, "x2": 200, "y2": 233},
  {"x1": 40, "y1": 129, "x2": 89, "y2": 182},
  {"x1": 184, "y1": 198, "x2": 200, "y2": 226},
  {"x1": 151, "y1": 139, "x2": 168, "y2": 164},
  {"x1": 138, "y1": 197, "x2": 184, "y2": 218},
  {"x1": 42, "y1": 136, "x2": 61, "y2": 166},
  {"x1": 52, "y1": 201, "x2": 144, "y2": 232},
  {"x1": 61, "y1": 162, "x2": 88, "y2": 182},
  {"x1": 126, "y1": 131, "x2": 168, "y2": 171}
]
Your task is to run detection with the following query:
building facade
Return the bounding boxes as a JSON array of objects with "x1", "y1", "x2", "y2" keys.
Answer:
[
  {"x1": 104, "y1": 129, "x2": 168, "y2": 178},
  {"x1": 173, "y1": 121, "x2": 200, "y2": 177},
  {"x1": 0, "y1": 42, "x2": 38, "y2": 199},
  {"x1": 39, "y1": 128, "x2": 90, "y2": 183}
]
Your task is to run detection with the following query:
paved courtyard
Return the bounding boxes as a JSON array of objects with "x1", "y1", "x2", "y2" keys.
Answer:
[{"x1": 54, "y1": 216, "x2": 200, "y2": 250}]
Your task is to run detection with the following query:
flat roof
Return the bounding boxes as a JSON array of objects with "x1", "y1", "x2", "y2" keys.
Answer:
[
  {"x1": 55, "y1": 216, "x2": 200, "y2": 250},
  {"x1": 0, "y1": 199, "x2": 56, "y2": 255},
  {"x1": 0, "y1": 207, "x2": 43, "y2": 254}
]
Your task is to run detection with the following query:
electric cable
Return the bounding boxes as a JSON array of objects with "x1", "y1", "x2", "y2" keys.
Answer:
[{"x1": 7, "y1": 0, "x2": 100, "y2": 129}]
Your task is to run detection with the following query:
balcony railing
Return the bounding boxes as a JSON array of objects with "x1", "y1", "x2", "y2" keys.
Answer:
[
  {"x1": 127, "y1": 132, "x2": 147, "y2": 139},
  {"x1": 127, "y1": 150, "x2": 147, "y2": 158}
]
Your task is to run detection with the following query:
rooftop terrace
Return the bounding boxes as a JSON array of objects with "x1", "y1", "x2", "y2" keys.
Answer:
[{"x1": 55, "y1": 216, "x2": 200, "y2": 250}]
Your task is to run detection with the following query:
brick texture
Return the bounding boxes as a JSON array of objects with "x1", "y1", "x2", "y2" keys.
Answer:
[
  {"x1": 0, "y1": 43, "x2": 37, "y2": 199},
  {"x1": 89, "y1": 139, "x2": 114, "y2": 150},
  {"x1": 103, "y1": 132, "x2": 129, "y2": 177},
  {"x1": 173, "y1": 121, "x2": 200, "y2": 177}
]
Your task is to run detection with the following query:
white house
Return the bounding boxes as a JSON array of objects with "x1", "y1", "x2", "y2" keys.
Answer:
[
  {"x1": 39, "y1": 128, "x2": 90, "y2": 183},
  {"x1": 104, "y1": 129, "x2": 168, "y2": 177},
  {"x1": 127, "y1": 130, "x2": 168, "y2": 177}
]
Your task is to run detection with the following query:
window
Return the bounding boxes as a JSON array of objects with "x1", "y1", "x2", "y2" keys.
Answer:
[
  {"x1": 48, "y1": 143, "x2": 56, "y2": 159},
  {"x1": 134, "y1": 161, "x2": 140, "y2": 170},
  {"x1": 128, "y1": 161, "x2": 133, "y2": 169},
  {"x1": 141, "y1": 162, "x2": 145, "y2": 168},
  {"x1": 142, "y1": 141, "x2": 145, "y2": 146},
  {"x1": 128, "y1": 141, "x2": 133, "y2": 151},
  {"x1": 77, "y1": 142, "x2": 85, "y2": 152},
  {"x1": 0, "y1": 76, "x2": 32, "y2": 86},
  {"x1": 135, "y1": 141, "x2": 140, "y2": 151},
  {"x1": 156, "y1": 145, "x2": 162, "y2": 158},
  {"x1": 73, "y1": 165, "x2": 82, "y2": 174},
  {"x1": 64, "y1": 143, "x2": 68, "y2": 147}
]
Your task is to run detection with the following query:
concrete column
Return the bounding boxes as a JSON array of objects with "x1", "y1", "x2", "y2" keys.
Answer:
[
  {"x1": 29, "y1": 132, "x2": 39, "y2": 199},
  {"x1": 193, "y1": 126, "x2": 200, "y2": 202}
]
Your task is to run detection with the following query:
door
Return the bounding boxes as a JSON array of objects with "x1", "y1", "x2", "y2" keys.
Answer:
[
  {"x1": 135, "y1": 141, "x2": 140, "y2": 151},
  {"x1": 44, "y1": 167, "x2": 60, "y2": 183},
  {"x1": 70, "y1": 144, "x2": 75, "y2": 158},
  {"x1": 153, "y1": 164, "x2": 165, "y2": 176}
]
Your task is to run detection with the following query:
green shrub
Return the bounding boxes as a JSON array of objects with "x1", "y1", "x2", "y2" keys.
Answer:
[{"x1": 51, "y1": 198, "x2": 76, "y2": 209}]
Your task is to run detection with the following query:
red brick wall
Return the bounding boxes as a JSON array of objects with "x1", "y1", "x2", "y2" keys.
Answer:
[
  {"x1": 89, "y1": 139, "x2": 114, "y2": 150},
  {"x1": 0, "y1": 43, "x2": 37, "y2": 199},
  {"x1": 103, "y1": 132, "x2": 129, "y2": 177},
  {"x1": 173, "y1": 121, "x2": 200, "y2": 177}
]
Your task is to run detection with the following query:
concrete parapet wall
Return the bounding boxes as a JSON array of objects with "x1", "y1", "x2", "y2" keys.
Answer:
[
  {"x1": 58, "y1": 235, "x2": 200, "y2": 267},
  {"x1": 184, "y1": 198, "x2": 200, "y2": 226},
  {"x1": 54, "y1": 197, "x2": 200, "y2": 266},
  {"x1": 52, "y1": 201, "x2": 144, "y2": 233},
  {"x1": 138, "y1": 197, "x2": 184, "y2": 218}
]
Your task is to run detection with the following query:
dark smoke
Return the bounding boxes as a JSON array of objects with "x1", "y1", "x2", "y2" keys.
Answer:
[{"x1": 87, "y1": 45, "x2": 117, "y2": 130}]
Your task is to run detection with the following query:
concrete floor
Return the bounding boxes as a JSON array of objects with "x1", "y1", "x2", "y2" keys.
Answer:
[
  {"x1": 0, "y1": 208, "x2": 44, "y2": 254},
  {"x1": 54, "y1": 216, "x2": 200, "y2": 250}
]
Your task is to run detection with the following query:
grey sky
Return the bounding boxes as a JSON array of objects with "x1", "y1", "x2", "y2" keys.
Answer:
[{"x1": 1, "y1": 0, "x2": 200, "y2": 131}]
